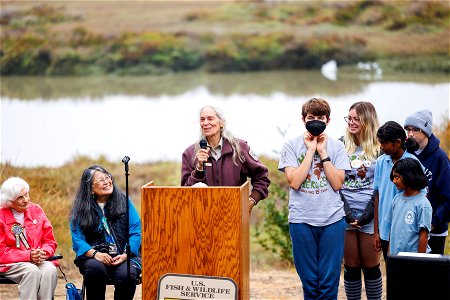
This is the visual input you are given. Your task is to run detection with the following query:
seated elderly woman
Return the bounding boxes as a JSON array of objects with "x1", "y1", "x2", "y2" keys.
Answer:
[{"x1": 0, "y1": 177, "x2": 58, "y2": 300}]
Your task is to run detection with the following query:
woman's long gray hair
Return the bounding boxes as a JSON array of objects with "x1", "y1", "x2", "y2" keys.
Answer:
[{"x1": 194, "y1": 105, "x2": 245, "y2": 166}]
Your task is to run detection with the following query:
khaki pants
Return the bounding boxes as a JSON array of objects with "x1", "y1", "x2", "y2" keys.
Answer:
[{"x1": 2, "y1": 261, "x2": 57, "y2": 300}]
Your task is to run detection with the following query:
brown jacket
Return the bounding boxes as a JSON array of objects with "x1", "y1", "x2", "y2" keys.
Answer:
[{"x1": 181, "y1": 138, "x2": 270, "y2": 203}]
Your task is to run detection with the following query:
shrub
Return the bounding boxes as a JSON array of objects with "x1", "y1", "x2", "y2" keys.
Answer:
[
  {"x1": 205, "y1": 33, "x2": 292, "y2": 72},
  {"x1": 377, "y1": 55, "x2": 450, "y2": 73},
  {"x1": 0, "y1": 34, "x2": 51, "y2": 75},
  {"x1": 305, "y1": 33, "x2": 370, "y2": 66},
  {"x1": 47, "y1": 50, "x2": 88, "y2": 76},
  {"x1": 254, "y1": 177, "x2": 292, "y2": 264},
  {"x1": 109, "y1": 31, "x2": 202, "y2": 72},
  {"x1": 434, "y1": 112, "x2": 450, "y2": 157},
  {"x1": 69, "y1": 26, "x2": 105, "y2": 48}
]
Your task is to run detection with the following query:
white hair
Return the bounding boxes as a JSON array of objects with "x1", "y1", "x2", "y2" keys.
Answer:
[
  {"x1": 195, "y1": 105, "x2": 245, "y2": 166},
  {"x1": 0, "y1": 177, "x2": 30, "y2": 208}
]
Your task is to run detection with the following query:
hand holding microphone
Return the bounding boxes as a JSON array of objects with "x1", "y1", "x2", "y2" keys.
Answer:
[{"x1": 197, "y1": 139, "x2": 209, "y2": 174}]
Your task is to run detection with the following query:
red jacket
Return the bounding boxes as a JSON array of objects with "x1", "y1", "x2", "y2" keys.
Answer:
[
  {"x1": 181, "y1": 138, "x2": 270, "y2": 202},
  {"x1": 0, "y1": 202, "x2": 57, "y2": 272}
]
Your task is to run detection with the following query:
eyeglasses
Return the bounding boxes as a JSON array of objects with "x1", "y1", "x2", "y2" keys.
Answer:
[
  {"x1": 93, "y1": 174, "x2": 112, "y2": 186},
  {"x1": 405, "y1": 127, "x2": 421, "y2": 133},
  {"x1": 344, "y1": 116, "x2": 360, "y2": 124}
]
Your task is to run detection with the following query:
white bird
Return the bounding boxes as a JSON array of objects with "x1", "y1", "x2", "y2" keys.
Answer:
[{"x1": 321, "y1": 60, "x2": 338, "y2": 81}]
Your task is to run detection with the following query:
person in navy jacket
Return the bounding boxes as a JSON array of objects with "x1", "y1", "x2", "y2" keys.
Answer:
[{"x1": 404, "y1": 109, "x2": 450, "y2": 254}]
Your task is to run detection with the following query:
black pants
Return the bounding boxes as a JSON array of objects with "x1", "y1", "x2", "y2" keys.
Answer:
[
  {"x1": 78, "y1": 258, "x2": 140, "y2": 300},
  {"x1": 381, "y1": 239, "x2": 389, "y2": 262},
  {"x1": 429, "y1": 235, "x2": 447, "y2": 255}
]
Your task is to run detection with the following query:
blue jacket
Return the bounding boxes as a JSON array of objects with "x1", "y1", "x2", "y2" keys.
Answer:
[
  {"x1": 70, "y1": 199, "x2": 141, "y2": 258},
  {"x1": 414, "y1": 134, "x2": 450, "y2": 234}
]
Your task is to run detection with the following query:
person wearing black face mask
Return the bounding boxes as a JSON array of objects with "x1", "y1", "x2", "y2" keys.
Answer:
[
  {"x1": 305, "y1": 119, "x2": 326, "y2": 137},
  {"x1": 278, "y1": 97, "x2": 350, "y2": 300}
]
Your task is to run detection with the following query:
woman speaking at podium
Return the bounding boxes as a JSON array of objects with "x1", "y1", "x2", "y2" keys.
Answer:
[{"x1": 181, "y1": 105, "x2": 270, "y2": 213}]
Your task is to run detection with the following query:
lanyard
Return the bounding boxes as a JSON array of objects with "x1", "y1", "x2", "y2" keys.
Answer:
[
  {"x1": 97, "y1": 206, "x2": 122, "y2": 254},
  {"x1": 101, "y1": 216, "x2": 112, "y2": 236}
]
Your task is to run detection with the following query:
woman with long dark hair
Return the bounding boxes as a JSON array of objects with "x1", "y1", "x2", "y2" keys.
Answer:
[{"x1": 70, "y1": 165, "x2": 141, "y2": 300}]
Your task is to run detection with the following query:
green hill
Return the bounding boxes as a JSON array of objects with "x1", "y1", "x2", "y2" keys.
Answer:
[{"x1": 1, "y1": 0, "x2": 449, "y2": 75}]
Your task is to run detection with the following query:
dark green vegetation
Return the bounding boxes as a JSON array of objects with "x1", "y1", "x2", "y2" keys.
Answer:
[{"x1": 1, "y1": 0, "x2": 449, "y2": 75}]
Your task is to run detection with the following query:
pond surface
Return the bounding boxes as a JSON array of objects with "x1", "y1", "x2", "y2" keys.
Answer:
[{"x1": 1, "y1": 70, "x2": 449, "y2": 167}]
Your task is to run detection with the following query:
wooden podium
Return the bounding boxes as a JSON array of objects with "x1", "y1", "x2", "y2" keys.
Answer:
[{"x1": 141, "y1": 181, "x2": 250, "y2": 299}]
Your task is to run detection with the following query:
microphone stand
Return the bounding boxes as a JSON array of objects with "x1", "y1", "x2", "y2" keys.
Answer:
[{"x1": 122, "y1": 156, "x2": 131, "y2": 297}]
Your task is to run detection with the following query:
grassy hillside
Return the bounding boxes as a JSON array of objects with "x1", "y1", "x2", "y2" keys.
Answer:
[{"x1": 1, "y1": 0, "x2": 449, "y2": 75}]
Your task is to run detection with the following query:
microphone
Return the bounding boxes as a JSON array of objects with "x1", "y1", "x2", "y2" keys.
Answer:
[
  {"x1": 122, "y1": 156, "x2": 130, "y2": 172},
  {"x1": 199, "y1": 139, "x2": 208, "y2": 174}
]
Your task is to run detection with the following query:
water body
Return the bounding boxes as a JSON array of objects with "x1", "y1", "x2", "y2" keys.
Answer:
[{"x1": 1, "y1": 70, "x2": 449, "y2": 167}]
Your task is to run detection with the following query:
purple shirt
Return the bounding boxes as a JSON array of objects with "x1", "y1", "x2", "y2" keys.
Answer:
[{"x1": 181, "y1": 138, "x2": 270, "y2": 202}]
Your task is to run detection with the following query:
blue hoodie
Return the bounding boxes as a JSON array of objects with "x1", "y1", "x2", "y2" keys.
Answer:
[{"x1": 414, "y1": 134, "x2": 450, "y2": 234}]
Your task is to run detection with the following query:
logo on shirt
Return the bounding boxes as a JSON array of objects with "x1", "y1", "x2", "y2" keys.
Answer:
[
  {"x1": 423, "y1": 167, "x2": 432, "y2": 182},
  {"x1": 248, "y1": 148, "x2": 259, "y2": 161},
  {"x1": 297, "y1": 153, "x2": 329, "y2": 194},
  {"x1": 344, "y1": 154, "x2": 373, "y2": 188},
  {"x1": 404, "y1": 210, "x2": 414, "y2": 225}
]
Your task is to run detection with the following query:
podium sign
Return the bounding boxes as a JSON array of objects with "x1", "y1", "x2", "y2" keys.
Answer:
[
  {"x1": 157, "y1": 273, "x2": 237, "y2": 299},
  {"x1": 141, "y1": 182, "x2": 250, "y2": 299}
]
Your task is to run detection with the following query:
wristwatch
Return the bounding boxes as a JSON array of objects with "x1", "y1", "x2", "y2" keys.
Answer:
[{"x1": 320, "y1": 157, "x2": 331, "y2": 163}]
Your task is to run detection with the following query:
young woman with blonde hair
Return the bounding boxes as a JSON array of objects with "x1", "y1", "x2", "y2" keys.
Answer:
[{"x1": 341, "y1": 101, "x2": 383, "y2": 300}]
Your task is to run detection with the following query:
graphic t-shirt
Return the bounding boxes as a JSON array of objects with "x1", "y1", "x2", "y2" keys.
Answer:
[
  {"x1": 278, "y1": 135, "x2": 350, "y2": 226},
  {"x1": 341, "y1": 146, "x2": 377, "y2": 211},
  {"x1": 386, "y1": 192, "x2": 432, "y2": 255}
]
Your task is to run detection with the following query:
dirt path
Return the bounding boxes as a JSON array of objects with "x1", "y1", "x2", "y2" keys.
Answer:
[{"x1": 0, "y1": 268, "x2": 387, "y2": 299}]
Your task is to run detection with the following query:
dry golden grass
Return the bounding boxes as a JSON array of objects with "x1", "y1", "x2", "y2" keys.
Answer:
[{"x1": 0, "y1": 156, "x2": 180, "y2": 271}]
